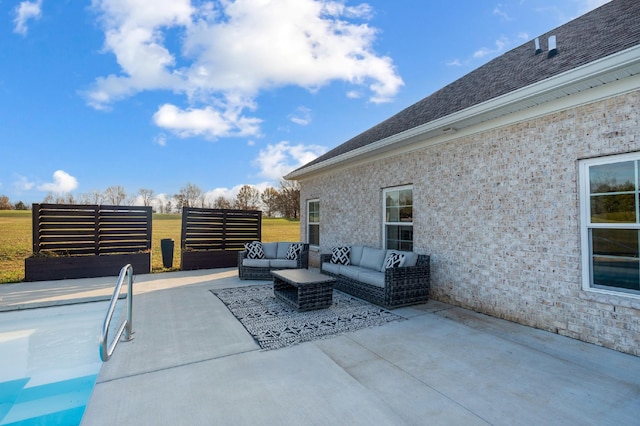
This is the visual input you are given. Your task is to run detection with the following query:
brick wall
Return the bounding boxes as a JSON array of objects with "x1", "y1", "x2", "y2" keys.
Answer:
[{"x1": 299, "y1": 90, "x2": 640, "y2": 356}]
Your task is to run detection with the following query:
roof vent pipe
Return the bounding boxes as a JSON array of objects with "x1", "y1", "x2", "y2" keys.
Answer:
[
  {"x1": 534, "y1": 37, "x2": 541, "y2": 54},
  {"x1": 548, "y1": 35, "x2": 558, "y2": 58}
]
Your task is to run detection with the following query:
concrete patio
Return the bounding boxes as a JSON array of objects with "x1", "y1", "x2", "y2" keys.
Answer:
[{"x1": 1, "y1": 268, "x2": 639, "y2": 425}]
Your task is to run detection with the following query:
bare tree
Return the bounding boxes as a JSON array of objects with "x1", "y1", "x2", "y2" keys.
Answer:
[
  {"x1": 235, "y1": 185, "x2": 260, "y2": 210},
  {"x1": 43, "y1": 192, "x2": 54, "y2": 203},
  {"x1": 89, "y1": 189, "x2": 103, "y2": 204},
  {"x1": 261, "y1": 187, "x2": 280, "y2": 217},
  {"x1": 213, "y1": 196, "x2": 233, "y2": 209},
  {"x1": 0, "y1": 195, "x2": 11, "y2": 210},
  {"x1": 104, "y1": 185, "x2": 127, "y2": 205},
  {"x1": 175, "y1": 183, "x2": 202, "y2": 208},
  {"x1": 76, "y1": 193, "x2": 91, "y2": 204},
  {"x1": 277, "y1": 179, "x2": 300, "y2": 218},
  {"x1": 138, "y1": 188, "x2": 155, "y2": 207}
]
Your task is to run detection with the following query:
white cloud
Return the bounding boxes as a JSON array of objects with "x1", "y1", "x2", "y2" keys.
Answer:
[
  {"x1": 254, "y1": 141, "x2": 327, "y2": 181},
  {"x1": 154, "y1": 133, "x2": 167, "y2": 146},
  {"x1": 86, "y1": 0, "x2": 403, "y2": 138},
  {"x1": 473, "y1": 36, "x2": 508, "y2": 59},
  {"x1": 13, "y1": 0, "x2": 42, "y2": 35},
  {"x1": 182, "y1": 0, "x2": 402, "y2": 100},
  {"x1": 13, "y1": 175, "x2": 35, "y2": 191},
  {"x1": 492, "y1": 5, "x2": 512, "y2": 21},
  {"x1": 289, "y1": 107, "x2": 312, "y2": 126},
  {"x1": 153, "y1": 103, "x2": 261, "y2": 139},
  {"x1": 449, "y1": 35, "x2": 513, "y2": 66},
  {"x1": 38, "y1": 170, "x2": 78, "y2": 193},
  {"x1": 149, "y1": 193, "x2": 170, "y2": 210},
  {"x1": 202, "y1": 183, "x2": 268, "y2": 205},
  {"x1": 531, "y1": 1, "x2": 612, "y2": 27}
]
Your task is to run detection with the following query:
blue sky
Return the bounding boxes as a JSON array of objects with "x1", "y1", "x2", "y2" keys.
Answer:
[{"x1": 0, "y1": 0, "x2": 610, "y2": 208}]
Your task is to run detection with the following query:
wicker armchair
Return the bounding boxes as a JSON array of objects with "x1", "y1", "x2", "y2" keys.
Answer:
[
  {"x1": 320, "y1": 253, "x2": 430, "y2": 309},
  {"x1": 238, "y1": 243, "x2": 309, "y2": 280}
]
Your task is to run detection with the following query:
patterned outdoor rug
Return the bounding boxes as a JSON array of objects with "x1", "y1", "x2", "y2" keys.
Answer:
[{"x1": 211, "y1": 284, "x2": 404, "y2": 350}]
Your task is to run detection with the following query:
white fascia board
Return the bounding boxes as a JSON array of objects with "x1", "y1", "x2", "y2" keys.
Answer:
[{"x1": 286, "y1": 44, "x2": 640, "y2": 181}]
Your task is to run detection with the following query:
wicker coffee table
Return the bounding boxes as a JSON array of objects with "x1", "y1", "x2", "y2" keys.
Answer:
[{"x1": 271, "y1": 269, "x2": 336, "y2": 311}]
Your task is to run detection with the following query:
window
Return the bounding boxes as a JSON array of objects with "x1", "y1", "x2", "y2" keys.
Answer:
[
  {"x1": 383, "y1": 186, "x2": 413, "y2": 250},
  {"x1": 307, "y1": 199, "x2": 319, "y2": 246},
  {"x1": 580, "y1": 153, "x2": 640, "y2": 297}
]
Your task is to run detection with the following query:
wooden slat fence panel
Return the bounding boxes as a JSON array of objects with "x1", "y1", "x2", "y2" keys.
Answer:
[
  {"x1": 180, "y1": 207, "x2": 261, "y2": 269},
  {"x1": 32, "y1": 203, "x2": 152, "y2": 256},
  {"x1": 181, "y1": 207, "x2": 261, "y2": 251},
  {"x1": 98, "y1": 205, "x2": 152, "y2": 255}
]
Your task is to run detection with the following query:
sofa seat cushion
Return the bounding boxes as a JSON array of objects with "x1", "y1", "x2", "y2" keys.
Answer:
[
  {"x1": 242, "y1": 258, "x2": 270, "y2": 268},
  {"x1": 322, "y1": 262, "x2": 341, "y2": 275},
  {"x1": 358, "y1": 271, "x2": 385, "y2": 288},
  {"x1": 322, "y1": 262, "x2": 385, "y2": 288},
  {"x1": 339, "y1": 265, "x2": 363, "y2": 281},
  {"x1": 360, "y1": 247, "x2": 387, "y2": 271},
  {"x1": 269, "y1": 259, "x2": 298, "y2": 268}
]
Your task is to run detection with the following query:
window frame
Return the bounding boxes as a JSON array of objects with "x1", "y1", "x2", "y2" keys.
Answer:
[
  {"x1": 579, "y1": 152, "x2": 640, "y2": 299},
  {"x1": 307, "y1": 199, "x2": 320, "y2": 247},
  {"x1": 382, "y1": 185, "x2": 413, "y2": 251}
]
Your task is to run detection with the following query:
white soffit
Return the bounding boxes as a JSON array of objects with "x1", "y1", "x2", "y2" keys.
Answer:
[{"x1": 287, "y1": 44, "x2": 640, "y2": 181}]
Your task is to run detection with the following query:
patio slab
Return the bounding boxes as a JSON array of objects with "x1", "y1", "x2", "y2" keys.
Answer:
[{"x1": 2, "y1": 269, "x2": 638, "y2": 425}]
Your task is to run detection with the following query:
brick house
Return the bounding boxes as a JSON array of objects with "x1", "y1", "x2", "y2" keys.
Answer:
[{"x1": 286, "y1": 0, "x2": 640, "y2": 356}]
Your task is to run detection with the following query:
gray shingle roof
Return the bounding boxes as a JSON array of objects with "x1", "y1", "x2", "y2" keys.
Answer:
[{"x1": 294, "y1": 0, "x2": 640, "y2": 173}]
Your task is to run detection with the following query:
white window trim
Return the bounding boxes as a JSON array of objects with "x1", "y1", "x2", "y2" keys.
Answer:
[
  {"x1": 382, "y1": 185, "x2": 413, "y2": 250},
  {"x1": 307, "y1": 199, "x2": 320, "y2": 247},
  {"x1": 579, "y1": 152, "x2": 640, "y2": 300}
]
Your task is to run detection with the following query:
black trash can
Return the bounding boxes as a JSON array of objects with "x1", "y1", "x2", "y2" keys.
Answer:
[{"x1": 160, "y1": 238, "x2": 174, "y2": 268}]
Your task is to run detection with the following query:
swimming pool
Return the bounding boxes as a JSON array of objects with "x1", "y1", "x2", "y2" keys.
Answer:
[{"x1": 0, "y1": 301, "x2": 111, "y2": 425}]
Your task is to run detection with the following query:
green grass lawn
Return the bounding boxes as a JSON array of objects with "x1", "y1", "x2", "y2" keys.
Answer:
[
  {"x1": 0, "y1": 211, "x2": 300, "y2": 284},
  {"x1": 0, "y1": 210, "x2": 32, "y2": 284}
]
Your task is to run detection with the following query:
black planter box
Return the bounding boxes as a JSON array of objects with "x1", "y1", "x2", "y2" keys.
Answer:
[
  {"x1": 24, "y1": 252, "x2": 151, "y2": 282},
  {"x1": 181, "y1": 250, "x2": 238, "y2": 271}
]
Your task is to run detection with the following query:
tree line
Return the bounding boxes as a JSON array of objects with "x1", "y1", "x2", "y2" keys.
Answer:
[
  {"x1": 0, "y1": 180, "x2": 301, "y2": 218},
  {"x1": 0, "y1": 195, "x2": 28, "y2": 210}
]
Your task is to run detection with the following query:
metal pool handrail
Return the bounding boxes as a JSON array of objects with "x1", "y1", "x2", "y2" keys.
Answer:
[{"x1": 100, "y1": 264, "x2": 134, "y2": 362}]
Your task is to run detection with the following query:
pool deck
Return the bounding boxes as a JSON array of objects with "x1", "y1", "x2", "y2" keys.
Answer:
[{"x1": 1, "y1": 269, "x2": 639, "y2": 425}]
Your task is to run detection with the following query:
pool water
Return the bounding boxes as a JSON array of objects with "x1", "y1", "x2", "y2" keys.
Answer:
[{"x1": 0, "y1": 302, "x2": 109, "y2": 425}]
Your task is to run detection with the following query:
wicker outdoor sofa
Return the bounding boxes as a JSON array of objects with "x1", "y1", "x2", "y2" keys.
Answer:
[
  {"x1": 320, "y1": 246, "x2": 430, "y2": 309},
  {"x1": 238, "y1": 242, "x2": 309, "y2": 280}
]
